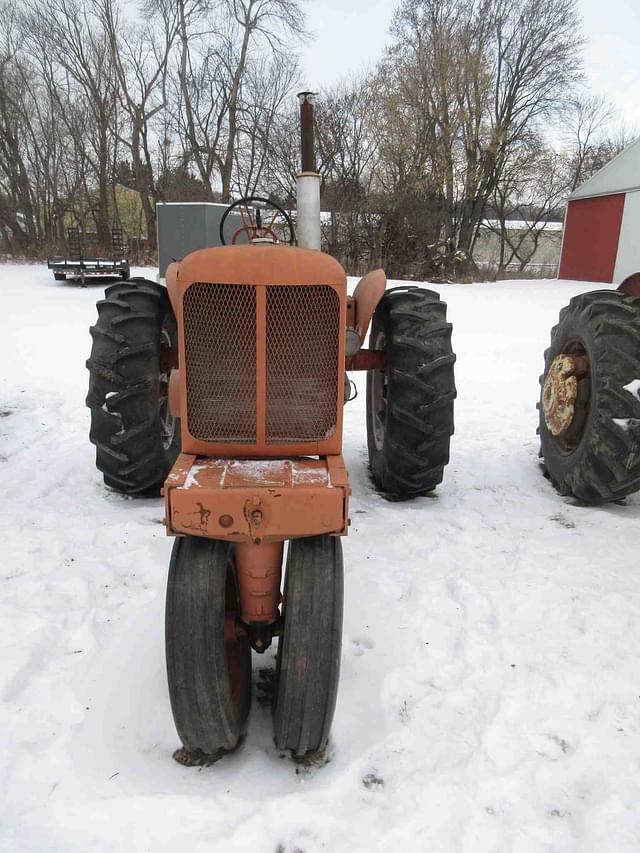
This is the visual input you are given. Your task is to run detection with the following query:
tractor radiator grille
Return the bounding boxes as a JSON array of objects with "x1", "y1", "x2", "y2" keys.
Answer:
[
  {"x1": 183, "y1": 283, "x2": 257, "y2": 442},
  {"x1": 183, "y1": 282, "x2": 340, "y2": 445},
  {"x1": 266, "y1": 285, "x2": 340, "y2": 442}
]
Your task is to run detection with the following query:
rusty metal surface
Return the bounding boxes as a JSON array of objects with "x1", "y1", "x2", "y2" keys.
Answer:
[
  {"x1": 298, "y1": 91, "x2": 316, "y2": 173},
  {"x1": 265, "y1": 285, "x2": 340, "y2": 442},
  {"x1": 164, "y1": 453, "x2": 350, "y2": 542},
  {"x1": 172, "y1": 244, "x2": 347, "y2": 458},
  {"x1": 542, "y1": 354, "x2": 579, "y2": 436},
  {"x1": 346, "y1": 349, "x2": 387, "y2": 372},
  {"x1": 235, "y1": 541, "x2": 283, "y2": 625},
  {"x1": 184, "y1": 282, "x2": 257, "y2": 442}
]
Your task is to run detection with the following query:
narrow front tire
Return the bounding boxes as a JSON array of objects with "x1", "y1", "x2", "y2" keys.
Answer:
[
  {"x1": 273, "y1": 535, "x2": 343, "y2": 757},
  {"x1": 165, "y1": 537, "x2": 252, "y2": 760}
]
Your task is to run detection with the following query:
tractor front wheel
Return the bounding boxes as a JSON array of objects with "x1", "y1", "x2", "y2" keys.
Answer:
[
  {"x1": 366, "y1": 287, "x2": 456, "y2": 499},
  {"x1": 273, "y1": 535, "x2": 343, "y2": 758},
  {"x1": 539, "y1": 290, "x2": 640, "y2": 503},
  {"x1": 166, "y1": 537, "x2": 252, "y2": 764},
  {"x1": 86, "y1": 278, "x2": 180, "y2": 495}
]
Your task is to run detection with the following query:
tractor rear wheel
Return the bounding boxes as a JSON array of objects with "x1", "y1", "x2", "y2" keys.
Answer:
[
  {"x1": 273, "y1": 535, "x2": 343, "y2": 758},
  {"x1": 86, "y1": 278, "x2": 180, "y2": 496},
  {"x1": 166, "y1": 537, "x2": 252, "y2": 764},
  {"x1": 366, "y1": 287, "x2": 456, "y2": 499},
  {"x1": 539, "y1": 290, "x2": 640, "y2": 503}
]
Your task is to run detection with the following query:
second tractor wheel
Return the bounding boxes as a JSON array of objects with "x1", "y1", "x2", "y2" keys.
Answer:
[
  {"x1": 366, "y1": 286, "x2": 456, "y2": 499},
  {"x1": 539, "y1": 290, "x2": 640, "y2": 503},
  {"x1": 166, "y1": 536, "x2": 252, "y2": 763},
  {"x1": 273, "y1": 535, "x2": 343, "y2": 757},
  {"x1": 86, "y1": 278, "x2": 180, "y2": 496}
]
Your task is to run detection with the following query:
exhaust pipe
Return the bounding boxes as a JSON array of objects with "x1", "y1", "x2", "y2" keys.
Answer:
[{"x1": 296, "y1": 91, "x2": 321, "y2": 251}]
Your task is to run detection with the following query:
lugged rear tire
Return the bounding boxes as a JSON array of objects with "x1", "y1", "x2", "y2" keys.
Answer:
[
  {"x1": 86, "y1": 278, "x2": 180, "y2": 496},
  {"x1": 366, "y1": 286, "x2": 456, "y2": 499},
  {"x1": 539, "y1": 290, "x2": 640, "y2": 503}
]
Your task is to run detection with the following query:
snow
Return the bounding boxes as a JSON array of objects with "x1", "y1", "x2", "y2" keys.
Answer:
[
  {"x1": 183, "y1": 463, "x2": 207, "y2": 489},
  {"x1": 1, "y1": 264, "x2": 640, "y2": 852},
  {"x1": 623, "y1": 379, "x2": 640, "y2": 402},
  {"x1": 482, "y1": 219, "x2": 564, "y2": 232}
]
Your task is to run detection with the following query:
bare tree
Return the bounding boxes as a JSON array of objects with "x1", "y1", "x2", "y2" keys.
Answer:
[
  {"x1": 231, "y1": 51, "x2": 298, "y2": 197},
  {"x1": 24, "y1": 0, "x2": 120, "y2": 246},
  {"x1": 218, "y1": 0, "x2": 306, "y2": 201},
  {"x1": 0, "y1": 9, "x2": 39, "y2": 247},
  {"x1": 562, "y1": 94, "x2": 637, "y2": 190},
  {"x1": 487, "y1": 137, "x2": 566, "y2": 272},
  {"x1": 95, "y1": 0, "x2": 178, "y2": 247},
  {"x1": 384, "y1": 0, "x2": 583, "y2": 270},
  {"x1": 172, "y1": 0, "x2": 305, "y2": 201},
  {"x1": 563, "y1": 94, "x2": 615, "y2": 191}
]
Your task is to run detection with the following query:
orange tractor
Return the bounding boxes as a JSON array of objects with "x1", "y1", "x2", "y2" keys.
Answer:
[{"x1": 86, "y1": 93, "x2": 456, "y2": 763}]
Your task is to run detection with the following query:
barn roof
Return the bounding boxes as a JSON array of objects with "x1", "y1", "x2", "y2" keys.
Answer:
[{"x1": 570, "y1": 137, "x2": 640, "y2": 200}]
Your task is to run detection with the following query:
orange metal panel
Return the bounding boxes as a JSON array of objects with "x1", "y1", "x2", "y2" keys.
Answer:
[
  {"x1": 164, "y1": 453, "x2": 350, "y2": 542},
  {"x1": 255, "y1": 285, "x2": 267, "y2": 445},
  {"x1": 166, "y1": 262, "x2": 180, "y2": 314},
  {"x1": 352, "y1": 268, "x2": 386, "y2": 341},
  {"x1": 177, "y1": 244, "x2": 346, "y2": 288},
  {"x1": 234, "y1": 541, "x2": 283, "y2": 624},
  {"x1": 172, "y1": 244, "x2": 347, "y2": 458}
]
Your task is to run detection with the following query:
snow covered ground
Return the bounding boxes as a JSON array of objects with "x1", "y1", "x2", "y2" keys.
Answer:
[{"x1": 1, "y1": 264, "x2": 639, "y2": 853}]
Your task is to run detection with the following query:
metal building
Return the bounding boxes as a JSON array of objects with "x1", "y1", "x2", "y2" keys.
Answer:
[
  {"x1": 559, "y1": 138, "x2": 640, "y2": 283},
  {"x1": 156, "y1": 202, "x2": 242, "y2": 278}
]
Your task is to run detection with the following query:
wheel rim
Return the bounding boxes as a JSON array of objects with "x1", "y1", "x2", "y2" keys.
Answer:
[
  {"x1": 224, "y1": 558, "x2": 251, "y2": 710},
  {"x1": 158, "y1": 324, "x2": 177, "y2": 451},
  {"x1": 542, "y1": 337, "x2": 591, "y2": 454},
  {"x1": 370, "y1": 330, "x2": 387, "y2": 451}
]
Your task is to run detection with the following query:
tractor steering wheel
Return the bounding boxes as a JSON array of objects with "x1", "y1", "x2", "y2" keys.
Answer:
[{"x1": 219, "y1": 195, "x2": 296, "y2": 246}]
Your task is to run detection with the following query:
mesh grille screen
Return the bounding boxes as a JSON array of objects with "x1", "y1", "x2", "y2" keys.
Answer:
[
  {"x1": 266, "y1": 285, "x2": 340, "y2": 442},
  {"x1": 183, "y1": 283, "x2": 257, "y2": 442}
]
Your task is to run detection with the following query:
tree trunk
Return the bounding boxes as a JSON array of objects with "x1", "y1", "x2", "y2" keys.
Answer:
[{"x1": 221, "y1": 15, "x2": 253, "y2": 203}]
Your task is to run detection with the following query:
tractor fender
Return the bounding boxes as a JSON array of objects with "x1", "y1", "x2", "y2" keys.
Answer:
[
  {"x1": 352, "y1": 269, "x2": 386, "y2": 343},
  {"x1": 166, "y1": 261, "x2": 180, "y2": 314},
  {"x1": 618, "y1": 272, "x2": 640, "y2": 297}
]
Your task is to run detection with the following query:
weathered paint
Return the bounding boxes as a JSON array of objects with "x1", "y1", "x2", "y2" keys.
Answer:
[
  {"x1": 542, "y1": 354, "x2": 578, "y2": 436},
  {"x1": 164, "y1": 453, "x2": 350, "y2": 543}
]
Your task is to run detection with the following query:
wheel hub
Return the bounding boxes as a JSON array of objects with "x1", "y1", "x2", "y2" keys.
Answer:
[{"x1": 542, "y1": 354, "x2": 578, "y2": 436}]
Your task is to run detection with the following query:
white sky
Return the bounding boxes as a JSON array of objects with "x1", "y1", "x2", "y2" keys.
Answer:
[{"x1": 301, "y1": 0, "x2": 640, "y2": 130}]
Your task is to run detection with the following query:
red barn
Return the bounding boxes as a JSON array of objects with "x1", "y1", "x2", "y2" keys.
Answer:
[{"x1": 559, "y1": 139, "x2": 640, "y2": 284}]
